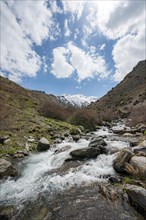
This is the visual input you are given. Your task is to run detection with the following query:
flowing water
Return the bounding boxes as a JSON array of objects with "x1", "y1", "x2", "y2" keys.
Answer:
[{"x1": 0, "y1": 123, "x2": 133, "y2": 218}]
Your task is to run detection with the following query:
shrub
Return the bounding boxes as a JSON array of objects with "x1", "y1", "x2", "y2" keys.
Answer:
[
  {"x1": 40, "y1": 101, "x2": 76, "y2": 121},
  {"x1": 68, "y1": 109, "x2": 99, "y2": 131}
]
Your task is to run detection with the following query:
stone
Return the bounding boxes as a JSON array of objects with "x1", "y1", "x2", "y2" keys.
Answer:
[
  {"x1": 141, "y1": 140, "x2": 146, "y2": 147},
  {"x1": 113, "y1": 149, "x2": 134, "y2": 173},
  {"x1": 123, "y1": 133, "x2": 133, "y2": 137},
  {"x1": 89, "y1": 137, "x2": 107, "y2": 148},
  {"x1": 13, "y1": 153, "x2": 25, "y2": 158},
  {"x1": 0, "y1": 206, "x2": 14, "y2": 220},
  {"x1": 129, "y1": 156, "x2": 146, "y2": 178},
  {"x1": 27, "y1": 138, "x2": 35, "y2": 143},
  {"x1": 55, "y1": 145, "x2": 71, "y2": 154},
  {"x1": 136, "y1": 123, "x2": 146, "y2": 133},
  {"x1": 37, "y1": 137, "x2": 50, "y2": 152},
  {"x1": 133, "y1": 147, "x2": 146, "y2": 154},
  {"x1": 72, "y1": 135, "x2": 80, "y2": 142},
  {"x1": 0, "y1": 159, "x2": 18, "y2": 177},
  {"x1": 125, "y1": 184, "x2": 146, "y2": 211},
  {"x1": 70, "y1": 147, "x2": 100, "y2": 160},
  {"x1": 0, "y1": 135, "x2": 9, "y2": 144},
  {"x1": 108, "y1": 176, "x2": 121, "y2": 184}
]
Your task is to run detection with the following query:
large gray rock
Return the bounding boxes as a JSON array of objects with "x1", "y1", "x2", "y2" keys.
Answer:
[
  {"x1": 113, "y1": 149, "x2": 134, "y2": 173},
  {"x1": 89, "y1": 137, "x2": 107, "y2": 148},
  {"x1": 0, "y1": 159, "x2": 18, "y2": 177},
  {"x1": 88, "y1": 137, "x2": 107, "y2": 154},
  {"x1": 70, "y1": 147, "x2": 100, "y2": 160},
  {"x1": 129, "y1": 156, "x2": 146, "y2": 178},
  {"x1": 37, "y1": 137, "x2": 50, "y2": 152},
  {"x1": 125, "y1": 184, "x2": 146, "y2": 211}
]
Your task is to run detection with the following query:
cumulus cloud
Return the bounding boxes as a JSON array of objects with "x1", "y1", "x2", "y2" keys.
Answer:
[
  {"x1": 113, "y1": 31, "x2": 146, "y2": 81},
  {"x1": 62, "y1": 1, "x2": 85, "y2": 20},
  {"x1": 64, "y1": 20, "x2": 71, "y2": 37},
  {"x1": 51, "y1": 43, "x2": 109, "y2": 81},
  {"x1": 51, "y1": 47, "x2": 74, "y2": 78},
  {"x1": 0, "y1": 0, "x2": 57, "y2": 83}
]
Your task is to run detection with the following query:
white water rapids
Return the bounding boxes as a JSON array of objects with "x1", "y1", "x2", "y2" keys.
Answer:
[{"x1": 0, "y1": 125, "x2": 131, "y2": 208}]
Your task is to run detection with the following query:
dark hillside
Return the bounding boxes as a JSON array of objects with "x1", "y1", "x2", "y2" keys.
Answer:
[{"x1": 88, "y1": 60, "x2": 146, "y2": 121}]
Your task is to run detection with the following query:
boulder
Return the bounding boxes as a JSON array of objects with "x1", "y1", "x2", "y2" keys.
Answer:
[
  {"x1": 72, "y1": 135, "x2": 80, "y2": 142},
  {"x1": 70, "y1": 147, "x2": 100, "y2": 160},
  {"x1": 113, "y1": 149, "x2": 134, "y2": 173},
  {"x1": 37, "y1": 137, "x2": 50, "y2": 152},
  {"x1": 129, "y1": 156, "x2": 146, "y2": 178},
  {"x1": 89, "y1": 137, "x2": 107, "y2": 148},
  {"x1": 123, "y1": 133, "x2": 133, "y2": 137},
  {"x1": 0, "y1": 159, "x2": 18, "y2": 177},
  {"x1": 125, "y1": 184, "x2": 146, "y2": 211},
  {"x1": 135, "y1": 123, "x2": 146, "y2": 133},
  {"x1": 133, "y1": 147, "x2": 146, "y2": 154}
]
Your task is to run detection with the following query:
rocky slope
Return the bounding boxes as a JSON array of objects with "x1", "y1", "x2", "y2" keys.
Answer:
[{"x1": 88, "y1": 60, "x2": 146, "y2": 118}]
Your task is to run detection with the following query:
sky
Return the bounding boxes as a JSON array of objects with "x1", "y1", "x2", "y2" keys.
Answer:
[{"x1": 0, "y1": 0, "x2": 146, "y2": 97}]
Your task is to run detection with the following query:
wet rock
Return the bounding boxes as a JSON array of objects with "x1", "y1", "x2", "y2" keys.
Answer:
[
  {"x1": 133, "y1": 147, "x2": 146, "y2": 154},
  {"x1": 70, "y1": 147, "x2": 100, "y2": 160},
  {"x1": 123, "y1": 133, "x2": 133, "y2": 137},
  {"x1": 130, "y1": 140, "x2": 139, "y2": 147},
  {"x1": 113, "y1": 149, "x2": 134, "y2": 173},
  {"x1": 55, "y1": 145, "x2": 72, "y2": 154},
  {"x1": 89, "y1": 137, "x2": 107, "y2": 148},
  {"x1": 141, "y1": 140, "x2": 146, "y2": 147},
  {"x1": 16, "y1": 150, "x2": 29, "y2": 156},
  {"x1": 125, "y1": 184, "x2": 146, "y2": 211},
  {"x1": 108, "y1": 176, "x2": 121, "y2": 184},
  {"x1": 135, "y1": 123, "x2": 146, "y2": 133},
  {"x1": 13, "y1": 153, "x2": 25, "y2": 159},
  {"x1": 37, "y1": 137, "x2": 50, "y2": 152},
  {"x1": 17, "y1": 183, "x2": 140, "y2": 220},
  {"x1": 129, "y1": 156, "x2": 146, "y2": 178},
  {"x1": 70, "y1": 128, "x2": 82, "y2": 135},
  {"x1": 0, "y1": 159, "x2": 18, "y2": 177},
  {"x1": 72, "y1": 135, "x2": 80, "y2": 142},
  {"x1": 0, "y1": 206, "x2": 14, "y2": 220}
]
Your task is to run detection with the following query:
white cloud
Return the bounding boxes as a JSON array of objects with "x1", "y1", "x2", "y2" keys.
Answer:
[
  {"x1": 62, "y1": 1, "x2": 85, "y2": 20},
  {"x1": 51, "y1": 47, "x2": 74, "y2": 78},
  {"x1": 0, "y1": 0, "x2": 57, "y2": 83},
  {"x1": 113, "y1": 31, "x2": 146, "y2": 81},
  {"x1": 100, "y1": 44, "x2": 106, "y2": 51},
  {"x1": 64, "y1": 20, "x2": 71, "y2": 37},
  {"x1": 50, "y1": 0, "x2": 62, "y2": 14},
  {"x1": 86, "y1": 1, "x2": 145, "y2": 81},
  {"x1": 51, "y1": 43, "x2": 109, "y2": 81}
]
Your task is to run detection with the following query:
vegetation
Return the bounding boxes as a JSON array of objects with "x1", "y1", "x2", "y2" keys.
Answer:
[{"x1": 129, "y1": 103, "x2": 146, "y2": 126}]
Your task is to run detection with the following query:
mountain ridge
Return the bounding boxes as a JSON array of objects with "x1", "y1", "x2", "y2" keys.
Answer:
[{"x1": 88, "y1": 60, "x2": 146, "y2": 119}]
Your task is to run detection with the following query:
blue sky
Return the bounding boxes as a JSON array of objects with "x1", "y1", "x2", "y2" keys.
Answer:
[{"x1": 0, "y1": 0, "x2": 145, "y2": 97}]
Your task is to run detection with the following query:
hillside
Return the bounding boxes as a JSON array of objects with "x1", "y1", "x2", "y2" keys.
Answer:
[
  {"x1": 88, "y1": 60, "x2": 146, "y2": 120},
  {"x1": 0, "y1": 76, "x2": 78, "y2": 155}
]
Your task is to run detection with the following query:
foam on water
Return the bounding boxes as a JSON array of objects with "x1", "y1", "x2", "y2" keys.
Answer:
[{"x1": 0, "y1": 125, "x2": 130, "y2": 207}]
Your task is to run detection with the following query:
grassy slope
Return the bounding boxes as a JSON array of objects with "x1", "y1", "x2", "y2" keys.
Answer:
[{"x1": 0, "y1": 76, "x2": 78, "y2": 155}]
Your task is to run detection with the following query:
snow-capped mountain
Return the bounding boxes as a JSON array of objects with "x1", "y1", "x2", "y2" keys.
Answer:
[{"x1": 57, "y1": 94, "x2": 98, "y2": 107}]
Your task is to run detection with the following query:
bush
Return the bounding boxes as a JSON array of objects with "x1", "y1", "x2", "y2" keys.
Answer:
[
  {"x1": 68, "y1": 109, "x2": 99, "y2": 131},
  {"x1": 40, "y1": 101, "x2": 76, "y2": 121}
]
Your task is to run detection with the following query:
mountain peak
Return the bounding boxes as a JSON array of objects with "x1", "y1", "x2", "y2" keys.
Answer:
[{"x1": 57, "y1": 94, "x2": 98, "y2": 107}]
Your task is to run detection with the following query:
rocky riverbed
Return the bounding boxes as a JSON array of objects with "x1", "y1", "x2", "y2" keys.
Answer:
[{"x1": 0, "y1": 121, "x2": 146, "y2": 220}]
